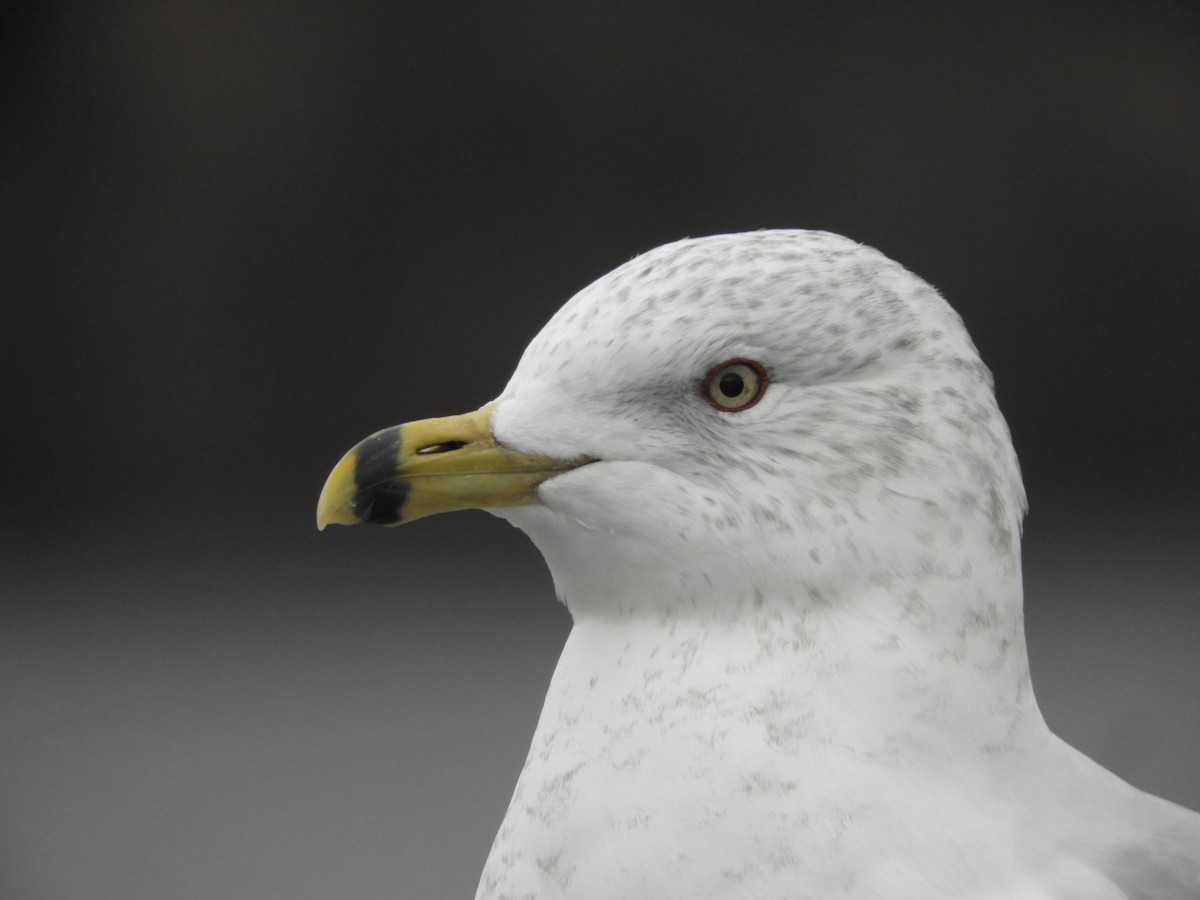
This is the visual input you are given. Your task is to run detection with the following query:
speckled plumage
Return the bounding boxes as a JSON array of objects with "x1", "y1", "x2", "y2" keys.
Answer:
[{"x1": 470, "y1": 231, "x2": 1200, "y2": 899}]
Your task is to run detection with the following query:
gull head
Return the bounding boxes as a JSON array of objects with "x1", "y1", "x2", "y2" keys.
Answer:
[{"x1": 319, "y1": 229, "x2": 1026, "y2": 624}]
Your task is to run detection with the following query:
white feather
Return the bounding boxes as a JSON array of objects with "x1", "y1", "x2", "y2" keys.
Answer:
[{"x1": 469, "y1": 231, "x2": 1198, "y2": 899}]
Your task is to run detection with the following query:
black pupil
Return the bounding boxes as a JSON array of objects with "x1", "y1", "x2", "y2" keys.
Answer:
[{"x1": 718, "y1": 371, "x2": 746, "y2": 398}]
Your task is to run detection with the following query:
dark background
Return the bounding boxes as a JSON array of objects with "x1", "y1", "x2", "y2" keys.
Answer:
[{"x1": 2, "y1": 3, "x2": 1198, "y2": 898}]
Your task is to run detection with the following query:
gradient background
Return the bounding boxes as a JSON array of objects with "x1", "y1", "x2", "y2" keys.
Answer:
[{"x1": 2, "y1": 3, "x2": 1198, "y2": 898}]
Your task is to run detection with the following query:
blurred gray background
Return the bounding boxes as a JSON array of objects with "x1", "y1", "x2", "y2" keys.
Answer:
[{"x1": 2, "y1": 2, "x2": 1198, "y2": 898}]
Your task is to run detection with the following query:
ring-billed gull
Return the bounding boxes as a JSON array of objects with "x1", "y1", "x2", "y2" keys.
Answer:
[{"x1": 317, "y1": 231, "x2": 1199, "y2": 899}]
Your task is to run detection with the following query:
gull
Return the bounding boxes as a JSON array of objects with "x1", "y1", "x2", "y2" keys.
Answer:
[{"x1": 317, "y1": 230, "x2": 1200, "y2": 899}]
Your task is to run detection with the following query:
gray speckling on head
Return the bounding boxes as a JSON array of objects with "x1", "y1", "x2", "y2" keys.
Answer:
[
  {"x1": 467, "y1": 231, "x2": 1199, "y2": 900},
  {"x1": 494, "y1": 231, "x2": 1026, "y2": 613}
]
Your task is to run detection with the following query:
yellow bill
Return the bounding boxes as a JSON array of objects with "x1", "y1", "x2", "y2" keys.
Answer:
[{"x1": 316, "y1": 404, "x2": 589, "y2": 529}]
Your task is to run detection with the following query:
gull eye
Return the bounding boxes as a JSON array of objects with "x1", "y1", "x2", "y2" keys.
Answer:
[{"x1": 702, "y1": 359, "x2": 768, "y2": 412}]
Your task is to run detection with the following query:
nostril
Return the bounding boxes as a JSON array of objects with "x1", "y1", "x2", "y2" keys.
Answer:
[{"x1": 416, "y1": 440, "x2": 467, "y2": 455}]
